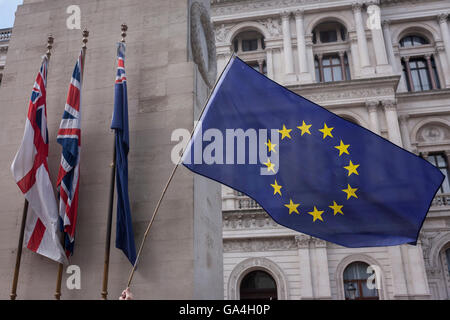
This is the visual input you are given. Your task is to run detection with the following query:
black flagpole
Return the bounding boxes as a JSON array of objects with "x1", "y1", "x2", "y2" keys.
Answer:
[
  {"x1": 10, "y1": 35, "x2": 54, "y2": 301},
  {"x1": 101, "y1": 23, "x2": 127, "y2": 300},
  {"x1": 54, "y1": 28, "x2": 89, "y2": 300}
]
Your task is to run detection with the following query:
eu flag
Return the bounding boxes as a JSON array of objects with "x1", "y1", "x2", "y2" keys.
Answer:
[
  {"x1": 112, "y1": 42, "x2": 136, "y2": 264},
  {"x1": 182, "y1": 57, "x2": 444, "y2": 248}
]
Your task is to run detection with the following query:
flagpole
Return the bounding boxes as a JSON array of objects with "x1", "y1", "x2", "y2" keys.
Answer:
[
  {"x1": 125, "y1": 53, "x2": 236, "y2": 290},
  {"x1": 54, "y1": 29, "x2": 89, "y2": 300},
  {"x1": 9, "y1": 35, "x2": 54, "y2": 301},
  {"x1": 101, "y1": 24, "x2": 128, "y2": 300}
]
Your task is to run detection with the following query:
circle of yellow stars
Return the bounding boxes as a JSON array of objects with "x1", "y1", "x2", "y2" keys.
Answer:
[{"x1": 262, "y1": 122, "x2": 360, "y2": 223}]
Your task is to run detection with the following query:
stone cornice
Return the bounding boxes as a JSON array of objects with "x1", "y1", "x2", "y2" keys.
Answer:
[{"x1": 287, "y1": 75, "x2": 400, "y2": 107}]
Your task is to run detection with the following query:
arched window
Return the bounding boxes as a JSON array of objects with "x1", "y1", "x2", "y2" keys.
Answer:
[
  {"x1": 399, "y1": 34, "x2": 440, "y2": 92},
  {"x1": 343, "y1": 262, "x2": 379, "y2": 300},
  {"x1": 232, "y1": 30, "x2": 267, "y2": 75},
  {"x1": 240, "y1": 270, "x2": 277, "y2": 300},
  {"x1": 312, "y1": 21, "x2": 348, "y2": 44},
  {"x1": 232, "y1": 30, "x2": 265, "y2": 54},
  {"x1": 426, "y1": 153, "x2": 450, "y2": 194},
  {"x1": 400, "y1": 35, "x2": 428, "y2": 47}
]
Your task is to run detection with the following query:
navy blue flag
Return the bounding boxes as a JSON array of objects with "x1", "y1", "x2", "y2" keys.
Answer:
[
  {"x1": 182, "y1": 57, "x2": 444, "y2": 248},
  {"x1": 111, "y1": 42, "x2": 137, "y2": 264}
]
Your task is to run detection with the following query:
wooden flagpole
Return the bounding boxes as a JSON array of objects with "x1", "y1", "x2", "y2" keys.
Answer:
[
  {"x1": 9, "y1": 35, "x2": 54, "y2": 301},
  {"x1": 101, "y1": 23, "x2": 128, "y2": 300},
  {"x1": 125, "y1": 53, "x2": 236, "y2": 290},
  {"x1": 54, "y1": 29, "x2": 89, "y2": 300}
]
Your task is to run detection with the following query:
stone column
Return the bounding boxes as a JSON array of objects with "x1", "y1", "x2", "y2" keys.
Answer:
[
  {"x1": 399, "y1": 115, "x2": 412, "y2": 151},
  {"x1": 436, "y1": 45, "x2": 450, "y2": 88},
  {"x1": 367, "y1": 4, "x2": 392, "y2": 74},
  {"x1": 281, "y1": 11, "x2": 295, "y2": 78},
  {"x1": 266, "y1": 48, "x2": 274, "y2": 80},
  {"x1": 349, "y1": 31, "x2": 361, "y2": 78},
  {"x1": 352, "y1": 3, "x2": 373, "y2": 75},
  {"x1": 366, "y1": 100, "x2": 380, "y2": 134},
  {"x1": 305, "y1": 34, "x2": 316, "y2": 81},
  {"x1": 404, "y1": 241, "x2": 431, "y2": 298},
  {"x1": 388, "y1": 246, "x2": 410, "y2": 298},
  {"x1": 438, "y1": 13, "x2": 450, "y2": 68},
  {"x1": 317, "y1": 54, "x2": 324, "y2": 82},
  {"x1": 402, "y1": 56, "x2": 414, "y2": 92},
  {"x1": 338, "y1": 51, "x2": 346, "y2": 80},
  {"x1": 382, "y1": 99, "x2": 403, "y2": 147},
  {"x1": 310, "y1": 238, "x2": 331, "y2": 299},
  {"x1": 424, "y1": 54, "x2": 437, "y2": 90},
  {"x1": 257, "y1": 59, "x2": 265, "y2": 74},
  {"x1": 294, "y1": 9, "x2": 312, "y2": 82},
  {"x1": 295, "y1": 235, "x2": 314, "y2": 299}
]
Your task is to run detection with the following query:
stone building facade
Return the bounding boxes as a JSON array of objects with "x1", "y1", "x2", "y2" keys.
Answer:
[
  {"x1": 213, "y1": 0, "x2": 450, "y2": 300},
  {"x1": 0, "y1": 28, "x2": 12, "y2": 86}
]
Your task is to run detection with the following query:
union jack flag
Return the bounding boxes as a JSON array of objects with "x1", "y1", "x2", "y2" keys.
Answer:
[
  {"x1": 56, "y1": 51, "x2": 83, "y2": 257},
  {"x1": 11, "y1": 56, "x2": 67, "y2": 264}
]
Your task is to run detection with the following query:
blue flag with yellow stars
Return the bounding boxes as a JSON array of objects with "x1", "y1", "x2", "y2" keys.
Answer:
[{"x1": 182, "y1": 57, "x2": 444, "y2": 248}]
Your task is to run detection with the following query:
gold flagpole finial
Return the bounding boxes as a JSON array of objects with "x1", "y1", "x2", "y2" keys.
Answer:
[
  {"x1": 121, "y1": 24, "x2": 128, "y2": 43},
  {"x1": 82, "y1": 28, "x2": 89, "y2": 49},
  {"x1": 46, "y1": 34, "x2": 54, "y2": 59}
]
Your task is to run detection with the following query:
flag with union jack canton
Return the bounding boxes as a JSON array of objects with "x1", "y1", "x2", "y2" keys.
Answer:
[
  {"x1": 11, "y1": 56, "x2": 67, "y2": 264},
  {"x1": 112, "y1": 42, "x2": 137, "y2": 265},
  {"x1": 56, "y1": 51, "x2": 83, "y2": 257}
]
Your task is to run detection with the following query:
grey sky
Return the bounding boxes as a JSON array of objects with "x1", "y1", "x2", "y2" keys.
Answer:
[{"x1": 0, "y1": 0, "x2": 23, "y2": 29}]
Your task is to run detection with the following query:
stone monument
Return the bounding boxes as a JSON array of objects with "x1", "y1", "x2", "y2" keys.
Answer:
[{"x1": 0, "y1": 0, "x2": 222, "y2": 299}]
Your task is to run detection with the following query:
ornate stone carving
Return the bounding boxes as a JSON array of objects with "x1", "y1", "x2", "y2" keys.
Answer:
[
  {"x1": 366, "y1": 100, "x2": 379, "y2": 112},
  {"x1": 437, "y1": 13, "x2": 449, "y2": 24},
  {"x1": 190, "y1": 1, "x2": 217, "y2": 88},
  {"x1": 351, "y1": 2, "x2": 362, "y2": 12},
  {"x1": 295, "y1": 234, "x2": 311, "y2": 248},
  {"x1": 214, "y1": 23, "x2": 233, "y2": 43},
  {"x1": 417, "y1": 124, "x2": 449, "y2": 143},
  {"x1": 311, "y1": 237, "x2": 327, "y2": 248},
  {"x1": 303, "y1": 87, "x2": 395, "y2": 104},
  {"x1": 280, "y1": 11, "x2": 291, "y2": 20},
  {"x1": 381, "y1": 99, "x2": 397, "y2": 111},
  {"x1": 258, "y1": 17, "x2": 282, "y2": 37},
  {"x1": 223, "y1": 237, "x2": 297, "y2": 252}
]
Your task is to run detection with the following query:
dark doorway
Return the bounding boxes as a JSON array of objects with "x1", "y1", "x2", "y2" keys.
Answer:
[{"x1": 240, "y1": 270, "x2": 278, "y2": 300}]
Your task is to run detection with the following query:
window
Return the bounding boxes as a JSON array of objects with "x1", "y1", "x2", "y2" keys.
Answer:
[
  {"x1": 402, "y1": 56, "x2": 440, "y2": 92},
  {"x1": 427, "y1": 153, "x2": 450, "y2": 194},
  {"x1": 312, "y1": 22, "x2": 347, "y2": 44},
  {"x1": 240, "y1": 270, "x2": 277, "y2": 300},
  {"x1": 232, "y1": 31, "x2": 265, "y2": 54},
  {"x1": 343, "y1": 262, "x2": 379, "y2": 300},
  {"x1": 400, "y1": 35, "x2": 428, "y2": 47},
  {"x1": 242, "y1": 39, "x2": 258, "y2": 52},
  {"x1": 315, "y1": 53, "x2": 350, "y2": 83}
]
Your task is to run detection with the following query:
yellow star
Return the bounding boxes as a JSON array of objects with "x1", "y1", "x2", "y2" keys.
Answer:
[
  {"x1": 342, "y1": 184, "x2": 358, "y2": 200},
  {"x1": 319, "y1": 123, "x2": 334, "y2": 139},
  {"x1": 335, "y1": 140, "x2": 350, "y2": 156},
  {"x1": 284, "y1": 199, "x2": 300, "y2": 214},
  {"x1": 264, "y1": 159, "x2": 276, "y2": 173},
  {"x1": 329, "y1": 201, "x2": 344, "y2": 216},
  {"x1": 344, "y1": 160, "x2": 360, "y2": 176},
  {"x1": 265, "y1": 139, "x2": 277, "y2": 153},
  {"x1": 308, "y1": 206, "x2": 324, "y2": 222},
  {"x1": 278, "y1": 125, "x2": 292, "y2": 140},
  {"x1": 271, "y1": 180, "x2": 282, "y2": 196},
  {"x1": 297, "y1": 121, "x2": 312, "y2": 136}
]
